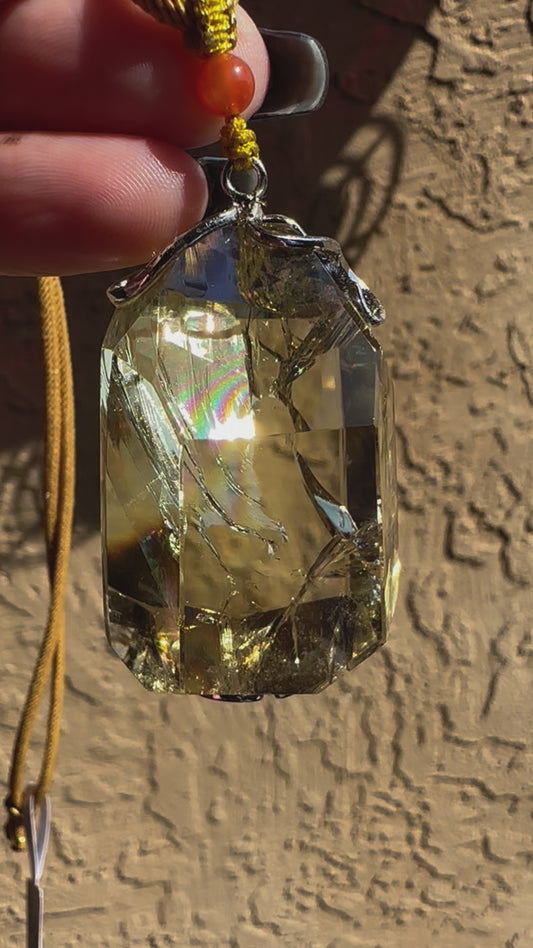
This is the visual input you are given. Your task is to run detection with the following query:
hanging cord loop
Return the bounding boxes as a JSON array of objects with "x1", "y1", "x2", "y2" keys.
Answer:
[{"x1": 5, "y1": 278, "x2": 75, "y2": 851}]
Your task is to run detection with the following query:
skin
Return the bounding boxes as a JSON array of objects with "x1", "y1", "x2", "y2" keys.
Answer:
[{"x1": 0, "y1": 0, "x2": 269, "y2": 275}]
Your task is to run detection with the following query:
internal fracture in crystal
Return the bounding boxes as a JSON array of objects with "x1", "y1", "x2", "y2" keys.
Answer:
[{"x1": 101, "y1": 217, "x2": 399, "y2": 696}]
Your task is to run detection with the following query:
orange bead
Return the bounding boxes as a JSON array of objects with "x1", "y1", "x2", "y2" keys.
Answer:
[{"x1": 195, "y1": 53, "x2": 255, "y2": 118}]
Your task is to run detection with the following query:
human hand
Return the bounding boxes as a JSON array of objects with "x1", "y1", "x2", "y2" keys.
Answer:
[{"x1": 0, "y1": 0, "x2": 268, "y2": 276}]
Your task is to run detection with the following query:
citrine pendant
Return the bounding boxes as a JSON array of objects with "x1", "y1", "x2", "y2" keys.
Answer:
[{"x1": 101, "y1": 162, "x2": 399, "y2": 698}]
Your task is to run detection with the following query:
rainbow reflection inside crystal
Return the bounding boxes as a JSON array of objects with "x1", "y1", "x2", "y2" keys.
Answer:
[{"x1": 101, "y1": 217, "x2": 399, "y2": 697}]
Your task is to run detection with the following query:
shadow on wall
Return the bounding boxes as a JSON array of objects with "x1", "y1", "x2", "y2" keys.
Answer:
[{"x1": 0, "y1": 0, "x2": 437, "y2": 564}]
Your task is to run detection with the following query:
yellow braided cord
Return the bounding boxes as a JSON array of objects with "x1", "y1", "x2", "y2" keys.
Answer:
[
  {"x1": 5, "y1": 277, "x2": 75, "y2": 850},
  {"x1": 220, "y1": 115, "x2": 259, "y2": 170},
  {"x1": 132, "y1": 0, "x2": 237, "y2": 54},
  {"x1": 191, "y1": 0, "x2": 236, "y2": 54}
]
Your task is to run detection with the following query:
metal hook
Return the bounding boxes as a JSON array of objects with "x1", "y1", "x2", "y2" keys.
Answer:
[{"x1": 221, "y1": 158, "x2": 268, "y2": 210}]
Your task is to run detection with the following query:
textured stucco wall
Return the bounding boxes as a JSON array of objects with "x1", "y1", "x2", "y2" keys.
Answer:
[{"x1": 1, "y1": 1, "x2": 532, "y2": 945}]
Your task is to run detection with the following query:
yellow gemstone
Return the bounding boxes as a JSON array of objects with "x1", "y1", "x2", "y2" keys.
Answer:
[{"x1": 101, "y1": 217, "x2": 399, "y2": 697}]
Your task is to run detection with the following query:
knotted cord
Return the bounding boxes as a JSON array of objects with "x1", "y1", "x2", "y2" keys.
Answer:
[{"x1": 220, "y1": 114, "x2": 259, "y2": 170}]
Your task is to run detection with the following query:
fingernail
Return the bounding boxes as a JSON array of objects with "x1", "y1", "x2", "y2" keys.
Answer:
[{"x1": 255, "y1": 30, "x2": 329, "y2": 119}]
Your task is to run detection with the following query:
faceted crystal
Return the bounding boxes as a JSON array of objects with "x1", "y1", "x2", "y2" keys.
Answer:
[{"x1": 101, "y1": 217, "x2": 399, "y2": 696}]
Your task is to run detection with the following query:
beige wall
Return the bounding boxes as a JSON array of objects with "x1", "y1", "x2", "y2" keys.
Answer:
[{"x1": 1, "y1": 1, "x2": 532, "y2": 944}]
